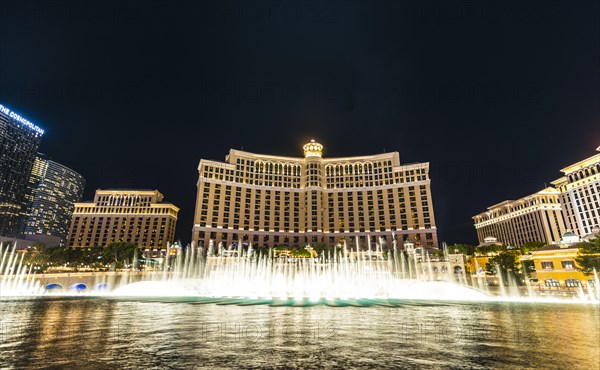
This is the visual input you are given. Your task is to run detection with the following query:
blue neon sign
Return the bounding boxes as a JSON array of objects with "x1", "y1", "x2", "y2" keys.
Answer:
[{"x1": 0, "y1": 104, "x2": 44, "y2": 135}]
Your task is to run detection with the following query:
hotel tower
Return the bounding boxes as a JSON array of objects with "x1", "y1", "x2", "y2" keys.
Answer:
[
  {"x1": 0, "y1": 104, "x2": 44, "y2": 235},
  {"x1": 67, "y1": 189, "x2": 179, "y2": 257},
  {"x1": 192, "y1": 140, "x2": 438, "y2": 250},
  {"x1": 20, "y1": 154, "x2": 85, "y2": 245},
  {"x1": 472, "y1": 187, "x2": 567, "y2": 247},
  {"x1": 551, "y1": 146, "x2": 600, "y2": 238},
  {"x1": 473, "y1": 146, "x2": 599, "y2": 246}
]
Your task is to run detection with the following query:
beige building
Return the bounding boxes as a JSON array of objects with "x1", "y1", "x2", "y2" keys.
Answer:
[
  {"x1": 67, "y1": 189, "x2": 179, "y2": 256},
  {"x1": 472, "y1": 187, "x2": 566, "y2": 247},
  {"x1": 551, "y1": 146, "x2": 600, "y2": 238},
  {"x1": 192, "y1": 140, "x2": 438, "y2": 249}
]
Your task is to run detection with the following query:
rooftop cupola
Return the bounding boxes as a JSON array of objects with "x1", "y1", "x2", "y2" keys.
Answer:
[{"x1": 303, "y1": 139, "x2": 323, "y2": 158}]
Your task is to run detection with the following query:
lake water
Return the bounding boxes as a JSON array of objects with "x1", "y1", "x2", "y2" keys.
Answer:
[{"x1": 0, "y1": 298, "x2": 598, "y2": 369}]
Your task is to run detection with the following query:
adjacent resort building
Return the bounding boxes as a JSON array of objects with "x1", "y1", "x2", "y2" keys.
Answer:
[
  {"x1": 192, "y1": 140, "x2": 438, "y2": 249},
  {"x1": 20, "y1": 153, "x2": 85, "y2": 245},
  {"x1": 67, "y1": 189, "x2": 179, "y2": 257},
  {"x1": 551, "y1": 146, "x2": 600, "y2": 239},
  {"x1": 0, "y1": 104, "x2": 44, "y2": 235},
  {"x1": 472, "y1": 187, "x2": 567, "y2": 247},
  {"x1": 473, "y1": 146, "x2": 599, "y2": 246},
  {"x1": 472, "y1": 147, "x2": 599, "y2": 290}
]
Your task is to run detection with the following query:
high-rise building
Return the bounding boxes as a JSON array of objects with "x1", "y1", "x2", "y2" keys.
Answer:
[
  {"x1": 67, "y1": 189, "x2": 179, "y2": 257},
  {"x1": 192, "y1": 140, "x2": 438, "y2": 249},
  {"x1": 472, "y1": 187, "x2": 567, "y2": 247},
  {"x1": 21, "y1": 154, "x2": 85, "y2": 245},
  {"x1": 0, "y1": 104, "x2": 44, "y2": 235},
  {"x1": 551, "y1": 146, "x2": 600, "y2": 238},
  {"x1": 474, "y1": 146, "x2": 600, "y2": 246}
]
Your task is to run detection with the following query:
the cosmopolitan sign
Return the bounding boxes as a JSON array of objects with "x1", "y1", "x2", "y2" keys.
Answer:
[{"x1": 0, "y1": 104, "x2": 44, "y2": 135}]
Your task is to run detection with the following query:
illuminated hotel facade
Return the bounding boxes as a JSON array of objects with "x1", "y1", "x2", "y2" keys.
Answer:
[
  {"x1": 192, "y1": 140, "x2": 438, "y2": 249},
  {"x1": 551, "y1": 147, "x2": 600, "y2": 238},
  {"x1": 0, "y1": 104, "x2": 44, "y2": 235},
  {"x1": 472, "y1": 188, "x2": 567, "y2": 247},
  {"x1": 21, "y1": 154, "x2": 85, "y2": 245},
  {"x1": 67, "y1": 189, "x2": 179, "y2": 256},
  {"x1": 474, "y1": 147, "x2": 600, "y2": 246}
]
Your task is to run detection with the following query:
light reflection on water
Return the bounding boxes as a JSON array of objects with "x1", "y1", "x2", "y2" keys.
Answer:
[{"x1": 0, "y1": 299, "x2": 598, "y2": 369}]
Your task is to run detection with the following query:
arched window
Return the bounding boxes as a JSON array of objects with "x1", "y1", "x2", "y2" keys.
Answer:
[
  {"x1": 544, "y1": 279, "x2": 560, "y2": 287},
  {"x1": 565, "y1": 278, "x2": 581, "y2": 288}
]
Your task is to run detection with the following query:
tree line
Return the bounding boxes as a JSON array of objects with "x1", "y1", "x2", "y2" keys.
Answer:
[{"x1": 3, "y1": 242, "x2": 141, "y2": 272}]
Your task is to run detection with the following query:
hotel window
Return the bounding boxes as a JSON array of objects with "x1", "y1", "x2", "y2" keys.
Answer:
[
  {"x1": 561, "y1": 260, "x2": 575, "y2": 270},
  {"x1": 565, "y1": 278, "x2": 581, "y2": 287},
  {"x1": 541, "y1": 261, "x2": 554, "y2": 270},
  {"x1": 544, "y1": 279, "x2": 560, "y2": 287}
]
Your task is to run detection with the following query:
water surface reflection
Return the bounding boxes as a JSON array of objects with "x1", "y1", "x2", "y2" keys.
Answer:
[{"x1": 0, "y1": 299, "x2": 598, "y2": 369}]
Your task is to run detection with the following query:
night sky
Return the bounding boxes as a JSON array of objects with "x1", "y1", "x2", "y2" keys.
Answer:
[{"x1": 1, "y1": 1, "x2": 598, "y2": 245}]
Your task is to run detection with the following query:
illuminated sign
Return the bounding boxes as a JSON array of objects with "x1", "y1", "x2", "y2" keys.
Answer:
[{"x1": 0, "y1": 104, "x2": 44, "y2": 135}]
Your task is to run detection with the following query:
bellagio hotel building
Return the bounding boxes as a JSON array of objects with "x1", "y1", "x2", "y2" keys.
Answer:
[{"x1": 192, "y1": 140, "x2": 438, "y2": 250}]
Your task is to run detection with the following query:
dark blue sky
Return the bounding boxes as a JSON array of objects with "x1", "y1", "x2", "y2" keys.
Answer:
[{"x1": 1, "y1": 1, "x2": 598, "y2": 244}]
